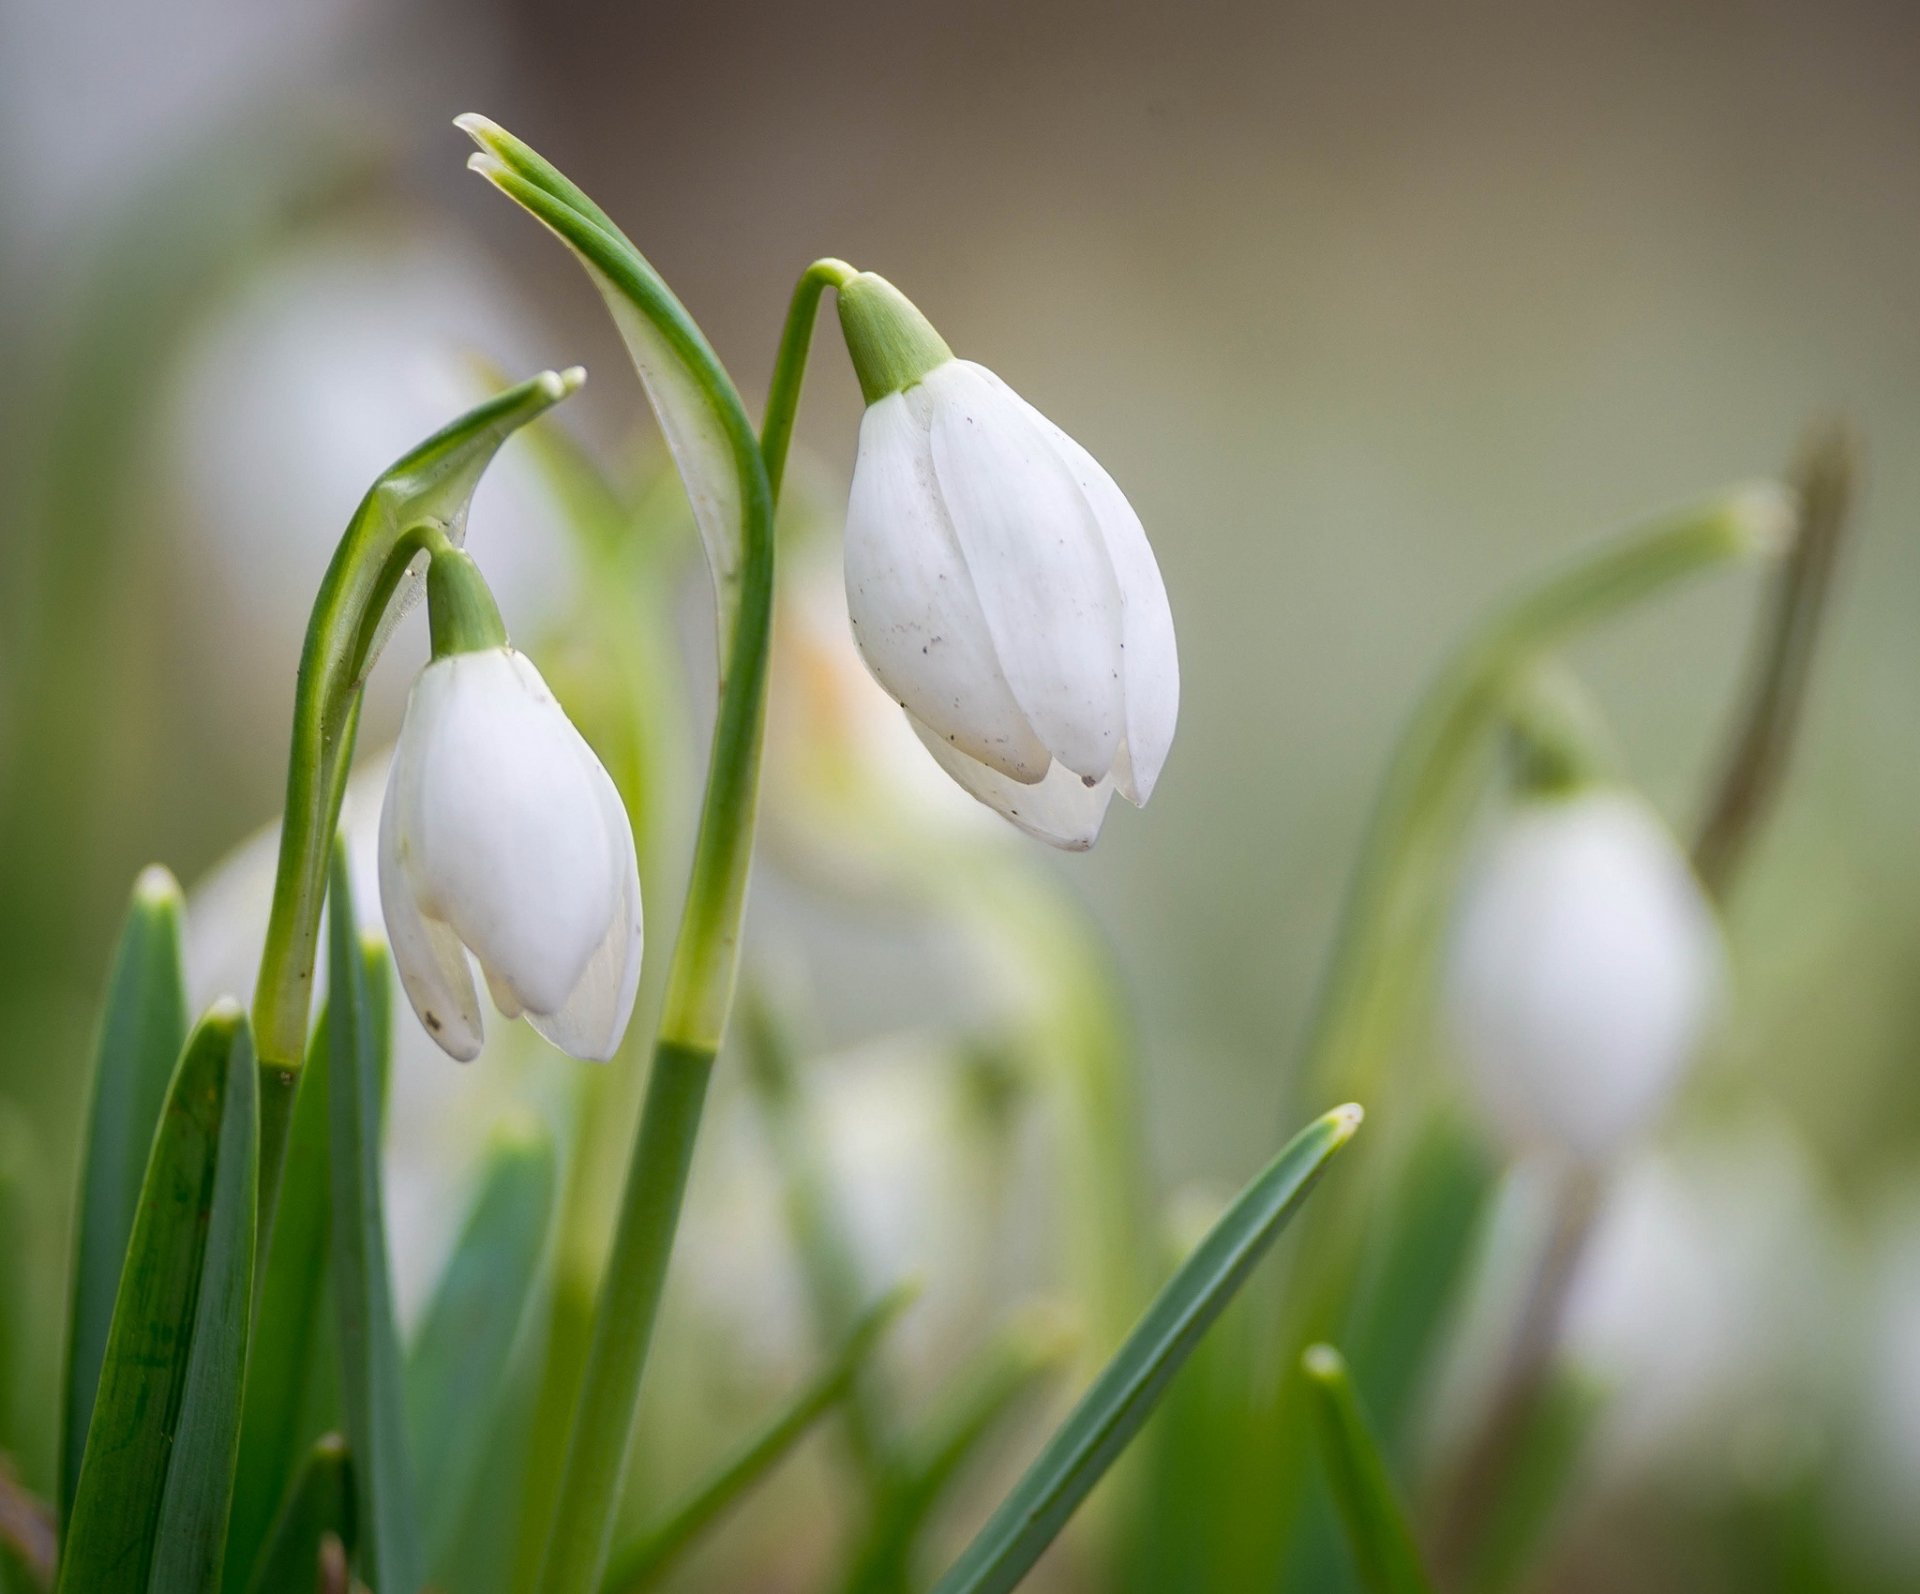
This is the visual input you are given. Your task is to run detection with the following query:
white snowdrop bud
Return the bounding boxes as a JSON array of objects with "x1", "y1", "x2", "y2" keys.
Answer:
[
  {"x1": 379, "y1": 549, "x2": 642, "y2": 1062},
  {"x1": 1442, "y1": 787, "x2": 1724, "y2": 1162},
  {"x1": 836, "y1": 273, "x2": 1178, "y2": 850}
]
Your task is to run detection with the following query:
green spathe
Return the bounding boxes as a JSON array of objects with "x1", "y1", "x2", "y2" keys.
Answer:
[{"x1": 837, "y1": 273, "x2": 954, "y2": 405}]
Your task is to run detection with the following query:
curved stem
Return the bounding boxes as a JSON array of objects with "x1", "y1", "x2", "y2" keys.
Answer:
[
  {"x1": 762, "y1": 258, "x2": 857, "y2": 506},
  {"x1": 248, "y1": 372, "x2": 580, "y2": 1225}
]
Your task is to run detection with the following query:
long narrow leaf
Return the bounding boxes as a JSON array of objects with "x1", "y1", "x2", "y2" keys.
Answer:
[
  {"x1": 1301, "y1": 1345, "x2": 1434, "y2": 1594},
  {"x1": 61, "y1": 866, "x2": 189, "y2": 1525},
  {"x1": 407, "y1": 1113, "x2": 558, "y2": 1576},
  {"x1": 226, "y1": 1012, "x2": 338, "y2": 1591},
  {"x1": 245, "y1": 1434, "x2": 354, "y2": 1594},
  {"x1": 57, "y1": 1000, "x2": 256, "y2": 1593},
  {"x1": 325, "y1": 840, "x2": 423, "y2": 1592},
  {"x1": 604, "y1": 1282, "x2": 918, "y2": 1594},
  {"x1": 931, "y1": 1105, "x2": 1363, "y2": 1594}
]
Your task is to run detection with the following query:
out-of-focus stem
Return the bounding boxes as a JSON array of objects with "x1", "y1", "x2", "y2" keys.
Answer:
[
  {"x1": 1430, "y1": 433, "x2": 1855, "y2": 1580},
  {"x1": 1692, "y1": 426, "x2": 1856, "y2": 896}
]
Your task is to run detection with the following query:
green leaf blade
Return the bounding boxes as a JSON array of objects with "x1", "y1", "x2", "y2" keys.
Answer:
[
  {"x1": 226, "y1": 1012, "x2": 338, "y2": 1592},
  {"x1": 931, "y1": 1105, "x2": 1364, "y2": 1594},
  {"x1": 407, "y1": 1113, "x2": 558, "y2": 1578},
  {"x1": 325, "y1": 841, "x2": 423, "y2": 1593},
  {"x1": 56, "y1": 1000, "x2": 255, "y2": 1594},
  {"x1": 1301, "y1": 1344, "x2": 1434, "y2": 1594},
  {"x1": 61, "y1": 866, "x2": 190, "y2": 1527},
  {"x1": 245, "y1": 1433, "x2": 354, "y2": 1594}
]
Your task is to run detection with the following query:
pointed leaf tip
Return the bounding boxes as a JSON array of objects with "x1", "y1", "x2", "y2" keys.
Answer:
[
  {"x1": 133, "y1": 864, "x2": 183, "y2": 907},
  {"x1": 1302, "y1": 1342, "x2": 1345, "y2": 1382}
]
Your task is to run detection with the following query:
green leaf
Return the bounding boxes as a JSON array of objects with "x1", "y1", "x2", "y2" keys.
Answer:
[
  {"x1": 603, "y1": 1282, "x2": 919, "y2": 1594},
  {"x1": 245, "y1": 1433, "x2": 353, "y2": 1594},
  {"x1": 1300, "y1": 1344, "x2": 1434, "y2": 1594},
  {"x1": 60, "y1": 865, "x2": 190, "y2": 1527},
  {"x1": 57, "y1": 1000, "x2": 258, "y2": 1594},
  {"x1": 225, "y1": 1012, "x2": 338, "y2": 1592},
  {"x1": 846, "y1": 1304, "x2": 1076, "y2": 1594},
  {"x1": 407, "y1": 1113, "x2": 558, "y2": 1578},
  {"x1": 457, "y1": 114, "x2": 760, "y2": 663},
  {"x1": 325, "y1": 840, "x2": 424, "y2": 1592},
  {"x1": 930, "y1": 1105, "x2": 1363, "y2": 1594}
]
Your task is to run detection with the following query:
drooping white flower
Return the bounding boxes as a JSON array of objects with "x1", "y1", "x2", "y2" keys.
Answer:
[
  {"x1": 1442, "y1": 787, "x2": 1724, "y2": 1162},
  {"x1": 380, "y1": 643, "x2": 642, "y2": 1063},
  {"x1": 836, "y1": 273, "x2": 1178, "y2": 850}
]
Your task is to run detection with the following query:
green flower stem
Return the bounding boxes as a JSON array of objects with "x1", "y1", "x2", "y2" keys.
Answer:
[
  {"x1": 762, "y1": 258, "x2": 857, "y2": 505},
  {"x1": 249, "y1": 373, "x2": 580, "y2": 1243},
  {"x1": 1292, "y1": 484, "x2": 1788, "y2": 1108},
  {"x1": 457, "y1": 117, "x2": 779, "y2": 1594}
]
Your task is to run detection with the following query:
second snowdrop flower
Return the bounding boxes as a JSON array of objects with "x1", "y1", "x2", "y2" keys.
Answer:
[
  {"x1": 835, "y1": 272, "x2": 1179, "y2": 850},
  {"x1": 1442, "y1": 784, "x2": 1724, "y2": 1164},
  {"x1": 380, "y1": 542, "x2": 642, "y2": 1062}
]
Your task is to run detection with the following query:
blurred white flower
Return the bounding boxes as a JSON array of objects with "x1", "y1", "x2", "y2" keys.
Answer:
[
  {"x1": 161, "y1": 227, "x2": 578, "y2": 729},
  {"x1": 1562, "y1": 1115, "x2": 1846, "y2": 1486},
  {"x1": 839, "y1": 279, "x2": 1177, "y2": 849},
  {"x1": 1443, "y1": 789, "x2": 1724, "y2": 1163},
  {"x1": 1839, "y1": 1193, "x2": 1920, "y2": 1569},
  {"x1": 380, "y1": 647, "x2": 641, "y2": 1064}
]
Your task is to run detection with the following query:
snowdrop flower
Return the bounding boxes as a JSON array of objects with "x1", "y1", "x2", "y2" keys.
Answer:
[
  {"x1": 380, "y1": 546, "x2": 642, "y2": 1063},
  {"x1": 1443, "y1": 786, "x2": 1724, "y2": 1163},
  {"x1": 834, "y1": 272, "x2": 1178, "y2": 850}
]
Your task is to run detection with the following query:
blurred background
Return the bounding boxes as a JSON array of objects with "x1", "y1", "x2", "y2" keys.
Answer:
[{"x1": 2, "y1": 2, "x2": 1918, "y2": 1590}]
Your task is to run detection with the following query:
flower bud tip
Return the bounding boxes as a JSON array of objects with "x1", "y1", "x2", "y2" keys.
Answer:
[
  {"x1": 1301, "y1": 1342, "x2": 1345, "y2": 1381},
  {"x1": 205, "y1": 994, "x2": 246, "y2": 1026},
  {"x1": 1727, "y1": 481, "x2": 1797, "y2": 558},
  {"x1": 543, "y1": 366, "x2": 587, "y2": 400},
  {"x1": 133, "y1": 864, "x2": 182, "y2": 907}
]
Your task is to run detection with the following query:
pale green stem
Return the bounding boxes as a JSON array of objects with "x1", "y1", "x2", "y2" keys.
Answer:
[{"x1": 762, "y1": 258, "x2": 857, "y2": 505}]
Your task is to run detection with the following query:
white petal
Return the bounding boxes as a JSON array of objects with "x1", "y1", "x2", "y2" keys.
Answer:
[
  {"x1": 924, "y1": 361, "x2": 1126, "y2": 782},
  {"x1": 844, "y1": 390, "x2": 1051, "y2": 781},
  {"x1": 528, "y1": 752, "x2": 644, "y2": 1062},
  {"x1": 379, "y1": 744, "x2": 484, "y2": 1061},
  {"x1": 403, "y1": 651, "x2": 617, "y2": 1016},
  {"x1": 906, "y1": 711, "x2": 1114, "y2": 851},
  {"x1": 1023, "y1": 404, "x2": 1178, "y2": 805},
  {"x1": 1443, "y1": 791, "x2": 1724, "y2": 1162}
]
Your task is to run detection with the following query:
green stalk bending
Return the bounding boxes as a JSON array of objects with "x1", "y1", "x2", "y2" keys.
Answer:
[
  {"x1": 457, "y1": 116, "x2": 778, "y2": 1594},
  {"x1": 248, "y1": 372, "x2": 582, "y2": 1234},
  {"x1": 1291, "y1": 484, "x2": 1789, "y2": 1109},
  {"x1": 762, "y1": 257, "x2": 857, "y2": 505}
]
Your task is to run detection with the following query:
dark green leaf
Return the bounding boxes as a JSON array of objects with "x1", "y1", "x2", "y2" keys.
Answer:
[
  {"x1": 604, "y1": 1282, "x2": 918, "y2": 1594},
  {"x1": 57, "y1": 1000, "x2": 257, "y2": 1593},
  {"x1": 930, "y1": 1105, "x2": 1363, "y2": 1594},
  {"x1": 1301, "y1": 1344, "x2": 1434, "y2": 1594},
  {"x1": 226, "y1": 1012, "x2": 338, "y2": 1592},
  {"x1": 407, "y1": 1113, "x2": 557, "y2": 1577},
  {"x1": 245, "y1": 1433, "x2": 353, "y2": 1594},
  {"x1": 60, "y1": 866, "x2": 189, "y2": 1527},
  {"x1": 325, "y1": 840, "x2": 423, "y2": 1592}
]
